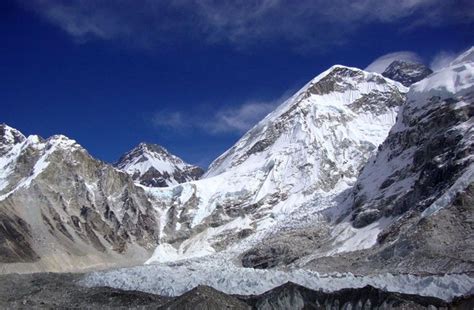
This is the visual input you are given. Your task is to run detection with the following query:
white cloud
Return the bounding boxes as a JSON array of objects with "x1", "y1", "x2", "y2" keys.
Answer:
[
  {"x1": 151, "y1": 92, "x2": 291, "y2": 135},
  {"x1": 365, "y1": 51, "x2": 423, "y2": 73},
  {"x1": 430, "y1": 51, "x2": 457, "y2": 71},
  {"x1": 18, "y1": 0, "x2": 474, "y2": 50},
  {"x1": 152, "y1": 111, "x2": 188, "y2": 131},
  {"x1": 208, "y1": 101, "x2": 277, "y2": 134}
]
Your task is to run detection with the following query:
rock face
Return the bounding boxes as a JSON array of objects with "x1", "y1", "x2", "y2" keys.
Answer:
[
  {"x1": 145, "y1": 65, "x2": 408, "y2": 264},
  {"x1": 382, "y1": 60, "x2": 433, "y2": 86},
  {"x1": 352, "y1": 48, "x2": 473, "y2": 226},
  {"x1": 0, "y1": 130, "x2": 160, "y2": 273},
  {"x1": 336, "y1": 47, "x2": 474, "y2": 274},
  {"x1": 116, "y1": 143, "x2": 204, "y2": 187}
]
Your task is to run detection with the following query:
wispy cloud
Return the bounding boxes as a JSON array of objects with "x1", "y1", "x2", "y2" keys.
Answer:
[
  {"x1": 152, "y1": 111, "x2": 188, "y2": 131},
  {"x1": 152, "y1": 92, "x2": 291, "y2": 135},
  {"x1": 430, "y1": 51, "x2": 457, "y2": 71},
  {"x1": 206, "y1": 100, "x2": 279, "y2": 134},
  {"x1": 18, "y1": 0, "x2": 474, "y2": 50},
  {"x1": 365, "y1": 51, "x2": 423, "y2": 73},
  {"x1": 365, "y1": 47, "x2": 472, "y2": 74}
]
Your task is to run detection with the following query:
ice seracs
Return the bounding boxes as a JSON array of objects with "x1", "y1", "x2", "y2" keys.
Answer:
[{"x1": 115, "y1": 142, "x2": 204, "y2": 187}]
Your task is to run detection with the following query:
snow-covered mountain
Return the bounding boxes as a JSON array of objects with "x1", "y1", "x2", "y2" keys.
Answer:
[
  {"x1": 78, "y1": 47, "x2": 474, "y2": 302},
  {"x1": 143, "y1": 65, "x2": 408, "y2": 263},
  {"x1": 240, "y1": 48, "x2": 473, "y2": 275},
  {"x1": 382, "y1": 60, "x2": 433, "y2": 86},
  {"x1": 116, "y1": 143, "x2": 203, "y2": 187},
  {"x1": 0, "y1": 128, "x2": 159, "y2": 273}
]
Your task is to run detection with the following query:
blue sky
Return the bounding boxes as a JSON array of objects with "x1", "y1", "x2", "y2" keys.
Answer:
[{"x1": 1, "y1": 0, "x2": 473, "y2": 168}]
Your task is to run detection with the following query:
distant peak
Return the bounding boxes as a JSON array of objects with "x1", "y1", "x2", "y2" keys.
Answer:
[
  {"x1": 382, "y1": 60, "x2": 432, "y2": 86},
  {"x1": 116, "y1": 141, "x2": 204, "y2": 187}
]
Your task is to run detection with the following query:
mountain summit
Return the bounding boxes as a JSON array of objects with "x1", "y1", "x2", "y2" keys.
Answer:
[
  {"x1": 382, "y1": 60, "x2": 433, "y2": 86},
  {"x1": 115, "y1": 143, "x2": 204, "y2": 187}
]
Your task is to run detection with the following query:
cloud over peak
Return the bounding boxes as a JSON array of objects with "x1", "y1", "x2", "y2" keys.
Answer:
[{"x1": 365, "y1": 51, "x2": 423, "y2": 73}]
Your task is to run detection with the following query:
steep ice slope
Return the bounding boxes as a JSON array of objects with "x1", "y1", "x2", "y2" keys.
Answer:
[
  {"x1": 206, "y1": 65, "x2": 407, "y2": 181},
  {"x1": 145, "y1": 65, "x2": 408, "y2": 263},
  {"x1": 0, "y1": 129, "x2": 160, "y2": 273},
  {"x1": 116, "y1": 143, "x2": 203, "y2": 187}
]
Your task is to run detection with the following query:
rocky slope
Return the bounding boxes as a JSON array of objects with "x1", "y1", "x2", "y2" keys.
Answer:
[
  {"x1": 382, "y1": 60, "x2": 433, "y2": 86},
  {"x1": 0, "y1": 128, "x2": 160, "y2": 273},
  {"x1": 116, "y1": 143, "x2": 203, "y2": 187}
]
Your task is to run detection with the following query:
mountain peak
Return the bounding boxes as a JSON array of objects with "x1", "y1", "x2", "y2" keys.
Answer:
[
  {"x1": 382, "y1": 60, "x2": 432, "y2": 86},
  {"x1": 206, "y1": 65, "x2": 406, "y2": 178},
  {"x1": 136, "y1": 142, "x2": 169, "y2": 155},
  {"x1": 303, "y1": 65, "x2": 390, "y2": 96},
  {"x1": 116, "y1": 142, "x2": 204, "y2": 187},
  {"x1": 0, "y1": 124, "x2": 26, "y2": 156}
]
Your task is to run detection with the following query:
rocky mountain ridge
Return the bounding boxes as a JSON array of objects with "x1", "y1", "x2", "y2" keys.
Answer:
[{"x1": 0, "y1": 129, "x2": 160, "y2": 273}]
